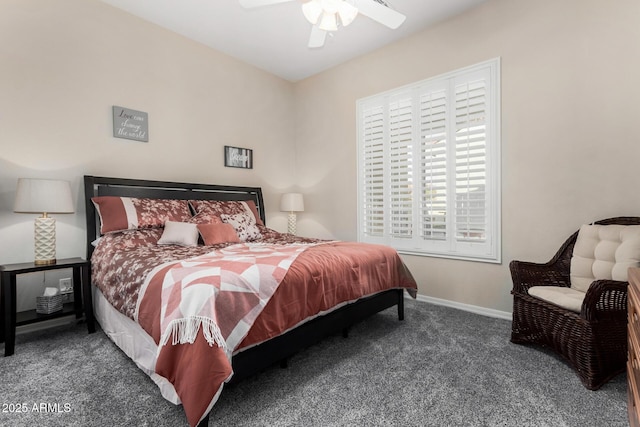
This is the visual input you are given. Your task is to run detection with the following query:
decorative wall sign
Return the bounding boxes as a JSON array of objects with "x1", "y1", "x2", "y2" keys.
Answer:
[
  {"x1": 224, "y1": 146, "x2": 253, "y2": 169},
  {"x1": 112, "y1": 106, "x2": 148, "y2": 142}
]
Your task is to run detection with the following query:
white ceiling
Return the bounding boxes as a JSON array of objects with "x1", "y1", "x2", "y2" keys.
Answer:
[{"x1": 99, "y1": 0, "x2": 488, "y2": 82}]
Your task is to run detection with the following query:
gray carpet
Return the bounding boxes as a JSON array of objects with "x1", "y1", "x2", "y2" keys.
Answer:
[{"x1": 0, "y1": 299, "x2": 627, "y2": 426}]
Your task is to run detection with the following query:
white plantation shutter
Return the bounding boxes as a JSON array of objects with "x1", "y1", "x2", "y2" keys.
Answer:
[
  {"x1": 361, "y1": 104, "x2": 385, "y2": 237},
  {"x1": 357, "y1": 59, "x2": 500, "y2": 262},
  {"x1": 388, "y1": 95, "x2": 413, "y2": 239},
  {"x1": 419, "y1": 88, "x2": 448, "y2": 242},
  {"x1": 454, "y1": 76, "x2": 488, "y2": 243}
]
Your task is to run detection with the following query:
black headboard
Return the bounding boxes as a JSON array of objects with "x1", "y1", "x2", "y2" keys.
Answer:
[{"x1": 83, "y1": 175, "x2": 265, "y2": 259}]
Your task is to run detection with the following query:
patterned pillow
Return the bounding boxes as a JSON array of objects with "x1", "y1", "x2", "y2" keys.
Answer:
[
  {"x1": 92, "y1": 196, "x2": 192, "y2": 234},
  {"x1": 220, "y1": 209, "x2": 262, "y2": 242},
  {"x1": 188, "y1": 211, "x2": 223, "y2": 225},
  {"x1": 189, "y1": 200, "x2": 264, "y2": 226},
  {"x1": 158, "y1": 221, "x2": 199, "y2": 247},
  {"x1": 197, "y1": 223, "x2": 240, "y2": 245}
]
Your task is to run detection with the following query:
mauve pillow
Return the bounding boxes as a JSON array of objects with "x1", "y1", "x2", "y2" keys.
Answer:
[{"x1": 197, "y1": 223, "x2": 241, "y2": 246}]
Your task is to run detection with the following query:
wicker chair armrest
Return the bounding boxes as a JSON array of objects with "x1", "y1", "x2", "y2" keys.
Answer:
[
  {"x1": 509, "y1": 259, "x2": 571, "y2": 294},
  {"x1": 581, "y1": 280, "x2": 628, "y2": 321}
]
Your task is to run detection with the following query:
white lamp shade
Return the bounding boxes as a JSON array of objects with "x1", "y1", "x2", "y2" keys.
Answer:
[
  {"x1": 302, "y1": 0, "x2": 323, "y2": 24},
  {"x1": 280, "y1": 193, "x2": 305, "y2": 212},
  {"x1": 303, "y1": 0, "x2": 359, "y2": 28},
  {"x1": 318, "y1": 11, "x2": 338, "y2": 31},
  {"x1": 14, "y1": 178, "x2": 74, "y2": 214},
  {"x1": 337, "y1": 2, "x2": 358, "y2": 26}
]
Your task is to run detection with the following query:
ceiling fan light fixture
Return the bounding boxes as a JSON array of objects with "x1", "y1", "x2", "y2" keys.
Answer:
[
  {"x1": 318, "y1": 11, "x2": 338, "y2": 32},
  {"x1": 302, "y1": 1, "x2": 323, "y2": 25},
  {"x1": 337, "y1": 2, "x2": 358, "y2": 27}
]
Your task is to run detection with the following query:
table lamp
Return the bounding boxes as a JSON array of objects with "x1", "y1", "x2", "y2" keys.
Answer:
[
  {"x1": 14, "y1": 178, "x2": 74, "y2": 265},
  {"x1": 280, "y1": 193, "x2": 304, "y2": 235}
]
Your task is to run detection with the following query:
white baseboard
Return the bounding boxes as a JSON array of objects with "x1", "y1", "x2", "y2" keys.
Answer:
[{"x1": 409, "y1": 293, "x2": 512, "y2": 321}]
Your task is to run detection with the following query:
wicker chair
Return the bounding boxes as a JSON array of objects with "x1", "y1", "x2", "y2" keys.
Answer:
[{"x1": 510, "y1": 217, "x2": 640, "y2": 390}]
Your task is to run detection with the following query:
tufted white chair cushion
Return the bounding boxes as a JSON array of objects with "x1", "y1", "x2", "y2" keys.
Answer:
[
  {"x1": 570, "y1": 224, "x2": 640, "y2": 292},
  {"x1": 528, "y1": 224, "x2": 640, "y2": 313},
  {"x1": 528, "y1": 286, "x2": 585, "y2": 313}
]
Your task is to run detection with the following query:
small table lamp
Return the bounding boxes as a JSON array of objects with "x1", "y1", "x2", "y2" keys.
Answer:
[
  {"x1": 14, "y1": 178, "x2": 74, "y2": 265},
  {"x1": 280, "y1": 193, "x2": 304, "y2": 235}
]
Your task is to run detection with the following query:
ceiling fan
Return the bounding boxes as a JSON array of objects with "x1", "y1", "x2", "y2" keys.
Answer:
[{"x1": 238, "y1": 0, "x2": 406, "y2": 48}]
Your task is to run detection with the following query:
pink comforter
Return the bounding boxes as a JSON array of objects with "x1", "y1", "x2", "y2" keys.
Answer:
[{"x1": 91, "y1": 227, "x2": 417, "y2": 426}]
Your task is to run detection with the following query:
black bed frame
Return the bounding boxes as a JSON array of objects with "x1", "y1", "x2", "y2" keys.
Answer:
[{"x1": 83, "y1": 175, "x2": 405, "y2": 426}]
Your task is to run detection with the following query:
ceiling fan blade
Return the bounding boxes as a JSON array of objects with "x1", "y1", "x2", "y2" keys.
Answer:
[
  {"x1": 356, "y1": 0, "x2": 406, "y2": 29},
  {"x1": 239, "y1": 0, "x2": 296, "y2": 8},
  {"x1": 308, "y1": 25, "x2": 327, "y2": 48}
]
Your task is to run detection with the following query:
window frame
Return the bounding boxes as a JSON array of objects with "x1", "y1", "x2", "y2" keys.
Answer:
[{"x1": 356, "y1": 58, "x2": 501, "y2": 263}]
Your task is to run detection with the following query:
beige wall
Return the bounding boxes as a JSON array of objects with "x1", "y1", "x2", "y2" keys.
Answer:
[
  {"x1": 0, "y1": 0, "x2": 296, "y2": 308},
  {"x1": 2, "y1": 0, "x2": 639, "y2": 315},
  {"x1": 293, "y1": 0, "x2": 640, "y2": 312},
  {"x1": 0, "y1": 0, "x2": 298, "y2": 261}
]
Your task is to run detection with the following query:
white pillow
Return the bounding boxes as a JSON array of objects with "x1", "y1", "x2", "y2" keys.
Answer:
[
  {"x1": 157, "y1": 221, "x2": 199, "y2": 247},
  {"x1": 570, "y1": 224, "x2": 640, "y2": 292}
]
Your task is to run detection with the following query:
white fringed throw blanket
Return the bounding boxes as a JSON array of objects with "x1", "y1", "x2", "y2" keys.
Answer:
[{"x1": 135, "y1": 242, "x2": 314, "y2": 356}]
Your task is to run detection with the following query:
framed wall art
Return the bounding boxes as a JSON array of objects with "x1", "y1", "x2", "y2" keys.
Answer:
[
  {"x1": 224, "y1": 146, "x2": 253, "y2": 169},
  {"x1": 112, "y1": 106, "x2": 148, "y2": 142}
]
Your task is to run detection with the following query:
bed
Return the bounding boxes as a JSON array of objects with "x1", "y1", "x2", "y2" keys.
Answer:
[{"x1": 83, "y1": 175, "x2": 417, "y2": 427}]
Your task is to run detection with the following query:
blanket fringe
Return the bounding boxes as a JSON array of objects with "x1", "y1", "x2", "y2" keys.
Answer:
[{"x1": 159, "y1": 316, "x2": 229, "y2": 353}]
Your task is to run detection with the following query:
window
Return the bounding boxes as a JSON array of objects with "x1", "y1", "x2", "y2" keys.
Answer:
[{"x1": 357, "y1": 58, "x2": 500, "y2": 263}]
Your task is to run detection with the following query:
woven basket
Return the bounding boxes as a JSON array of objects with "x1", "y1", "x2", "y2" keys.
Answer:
[
  {"x1": 36, "y1": 294, "x2": 63, "y2": 314},
  {"x1": 60, "y1": 291, "x2": 74, "y2": 304}
]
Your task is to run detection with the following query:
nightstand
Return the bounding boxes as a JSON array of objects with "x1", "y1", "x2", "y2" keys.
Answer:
[{"x1": 1, "y1": 257, "x2": 94, "y2": 356}]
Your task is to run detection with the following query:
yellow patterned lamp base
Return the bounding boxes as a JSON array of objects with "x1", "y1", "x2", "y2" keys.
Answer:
[{"x1": 34, "y1": 215, "x2": 56, "y2": 265}]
